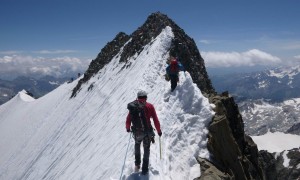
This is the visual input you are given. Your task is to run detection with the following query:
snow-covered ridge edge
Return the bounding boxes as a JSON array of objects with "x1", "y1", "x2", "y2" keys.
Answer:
[
  {"x1": 0, "y1": 26, "x2": 215, "y2": 180},
  {"x1": 0, "y1": 89, "x2": 35, "y2": 115},
  {"x1": 75, "y1": 26, "x2": 216, "y2": 179},
  {"x1": 75, "y1": 25, "x2": 214, "y2": 179},
  {"x1": 18, "y1": 90, "x2": 35, "y2": 102}
]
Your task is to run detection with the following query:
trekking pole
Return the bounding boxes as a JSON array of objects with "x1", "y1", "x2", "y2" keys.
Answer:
[
  {"x1": 159, "y1": 136, "x2": 162, "y2": 160},
  {"x1": 119, "y1": 132, "x2": 131, "y2": 180}
]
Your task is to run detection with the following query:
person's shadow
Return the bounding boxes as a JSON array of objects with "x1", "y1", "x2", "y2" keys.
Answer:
[{"x1": 126, "y1": 172, "x2": 149, "y2": 180}]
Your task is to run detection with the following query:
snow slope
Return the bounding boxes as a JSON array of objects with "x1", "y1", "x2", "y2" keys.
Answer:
[
  {"x1": 251, "y1": 132, "x2": 300, "y2": 153},
  {"x1": 0, "y1": 27, "x2": 214, "y2": 180},
  {"x1": 251, "y1": 131, "x2": 300, "y2": 169}
]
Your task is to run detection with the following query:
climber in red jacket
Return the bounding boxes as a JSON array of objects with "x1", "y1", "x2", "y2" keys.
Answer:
[{"x1": 126, "y1": 90, "x2": 162, "y2": 175}]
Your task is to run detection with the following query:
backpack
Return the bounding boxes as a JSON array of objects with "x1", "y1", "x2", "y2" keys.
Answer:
[
  {"x1": 169, "y1": 60, "x2": 179, "y2": 74},
  {"x1": 127, "y1": 100, "x2": 148, "y2": 131}
]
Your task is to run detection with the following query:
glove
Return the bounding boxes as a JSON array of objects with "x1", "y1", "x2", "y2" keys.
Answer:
[
  {"x1": 127, "y1": 129, "x2": 130, "y2": 133},
  {"x1": 151, "y1": 137, "x2": 155, "y2": 144},
  {"x1": 158, "y1": 132, "x2": 162, "y2": 137}
]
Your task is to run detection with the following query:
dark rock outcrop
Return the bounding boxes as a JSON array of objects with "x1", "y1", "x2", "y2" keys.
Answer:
[
  {"x1": 202, "y1": 93, "x2": 300, "y2": 179},
  {"x1": 258, "y1": 150, "x2": 278, "y2": 180},
  {"x1": 286, "y1": 123, "x2": 300, "y2": 135},
  {"x1": 71, "y1": 32, "x2": 130, "y2": 97},
  {"x1": 118, "y1": 12, "x2": 215, "y2": 95},
  {"x1": 206, "y1": 93, "x2": 265, "y2": 180},
  {"x1": 275, "y1": 148, "x2": 300, "y2": 180},
  {"x1": 259, "y1": 148, "x2": 300, "y2": 180},
  {"x1": 71, "y1": 12, "x2": 214, "y2": 97},
  {"x1": 196, "y1": 157, "x2": 232, "y2": 180}
]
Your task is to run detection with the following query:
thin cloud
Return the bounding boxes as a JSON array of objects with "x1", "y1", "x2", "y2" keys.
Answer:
[
  {"x1": 0, "y1": 55, "x2": 91, "y2": 79},
  {"x1": 281, "y1": 42, "x2": 300, "y2": 50},
  {"x1": 0, "y1": 51, "x2": 23, "y2": 55},
  {"x1": 202, "y1": 49, "x2": 282, "y2": 67},
  {"x1": 33, "y1": 50, "x2": 78, "y2": 54},
  {"x1": 294, "y1": 55, "x2": 300, "y2": 59},
  {"x1": 199, "y1": 40, "x2": 211, "y2": 44},
  {"x1": 251, "y1": 37, "x2": 300, "y2": 51}
]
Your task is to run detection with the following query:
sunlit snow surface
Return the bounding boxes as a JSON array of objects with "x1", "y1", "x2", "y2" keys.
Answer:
[
  {"x1": 251, "y1": 132, "x2": 300, "y2": 153},
  {"x1": 0, "y1": 27, "x2": 214, "y2": 180},
  {"x1": 251, "y1": 131, "x2": 300, "y2": 168}
]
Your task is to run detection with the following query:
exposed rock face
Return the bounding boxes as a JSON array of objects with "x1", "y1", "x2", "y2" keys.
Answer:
[
  {"x1": 203, "y1": 93, "x2": 300, "y2": 179},
  {"x1": 258, "y1": 150, "x2": 278, "y2": 180},
  {"x1": 206, "y1": 94, "x2": 265, "y2": 180},
  {"x1": 286, "y1": 122, "x2": 300, "y2": 135},
  {"x1": 196, "y1": 157, "x2": 232, "y2": 180},
  {"x1": 259, "y1": 148, "x2": 300, "y2": 180},
  {"x1": 120, "y1": 12, "x2": 215, "y2": 95},
  {"x1": 71, "y1": 32, "x2": 130, "y2": 97},
  {"x1": 71, "y1": 12, "x2": 214, "y2": 97},
  {"x1": 274, "y1": 148, "x2": 300, "y2": 180}
]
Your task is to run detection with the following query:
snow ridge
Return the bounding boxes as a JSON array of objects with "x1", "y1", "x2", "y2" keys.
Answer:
[{"x1": 0, "y1": 27, "x2": 214, "y2": 180}]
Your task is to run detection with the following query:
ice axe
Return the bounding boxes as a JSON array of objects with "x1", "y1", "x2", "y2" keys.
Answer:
[
  {"x1": 159, "y1": 136, "x2": 162, "y2": 159},
  {"x1": 119, "y1": 132, "x2": 131, "y2": 180}
]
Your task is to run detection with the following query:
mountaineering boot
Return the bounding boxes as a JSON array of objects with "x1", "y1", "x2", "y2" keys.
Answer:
[
  {"x1": 134, "y1": 165, "x2": 140, "y2": 172},
  {"x1": 141, "y1": 160, "x2": 149, "y2": 175},
  {"x1": 141, "y1": 169, "x2": 148, "y2": 175}
]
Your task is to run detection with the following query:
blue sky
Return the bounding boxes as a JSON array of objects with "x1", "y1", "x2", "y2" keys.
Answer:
[{"x1": 0, "y1": 0, "x2": 300, "y2": 78}]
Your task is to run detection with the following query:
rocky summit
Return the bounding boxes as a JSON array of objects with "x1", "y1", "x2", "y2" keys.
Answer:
[
  {"x1": 71, "y1": 12, "x2": 214, "y2": 98},
  {"x1": 71, "y1": 12, "x2": 298, "y2": 179}
]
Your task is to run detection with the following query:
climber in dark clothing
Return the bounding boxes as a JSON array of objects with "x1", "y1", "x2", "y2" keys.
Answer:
[{"x1": 166, "y1": 57, "x2": 185, "y2": 92}]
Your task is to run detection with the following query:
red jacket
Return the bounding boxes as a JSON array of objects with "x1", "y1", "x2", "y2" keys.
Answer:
[{"x1": 126, "y1": 99, "x2": 161, "y2": 133}]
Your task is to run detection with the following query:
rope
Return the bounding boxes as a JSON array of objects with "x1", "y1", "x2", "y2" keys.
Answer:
[{"x1": 119, "y1": 133, "x2": 132, "y2": 180}]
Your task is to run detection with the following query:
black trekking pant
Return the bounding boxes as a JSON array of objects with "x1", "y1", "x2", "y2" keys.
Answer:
[
  {"x1": 134, "y1": 132, "x2": 152, "y2": 173},
  {"x1": 169, "y1": 74, "x2": 179, "y2": 92}
]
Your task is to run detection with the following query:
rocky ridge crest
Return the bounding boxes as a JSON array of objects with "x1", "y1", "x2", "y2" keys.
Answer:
[{"x1": 71, "y1": 12, "x2": 214, "y2": 97}]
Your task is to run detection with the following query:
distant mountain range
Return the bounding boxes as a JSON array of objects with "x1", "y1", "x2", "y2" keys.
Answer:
[
  {"x1": 240, "y1": 98, "x2": 300, "y2": 135},
  {"x1": 211, "y1": 65, "x2": 300, "y2": 102},
  {"x1": 211, "y1": 65, "x2": 300, "y2": 136},
  {"x1": 0, "y1": 75, "x2": 75, "y2": 105}
]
